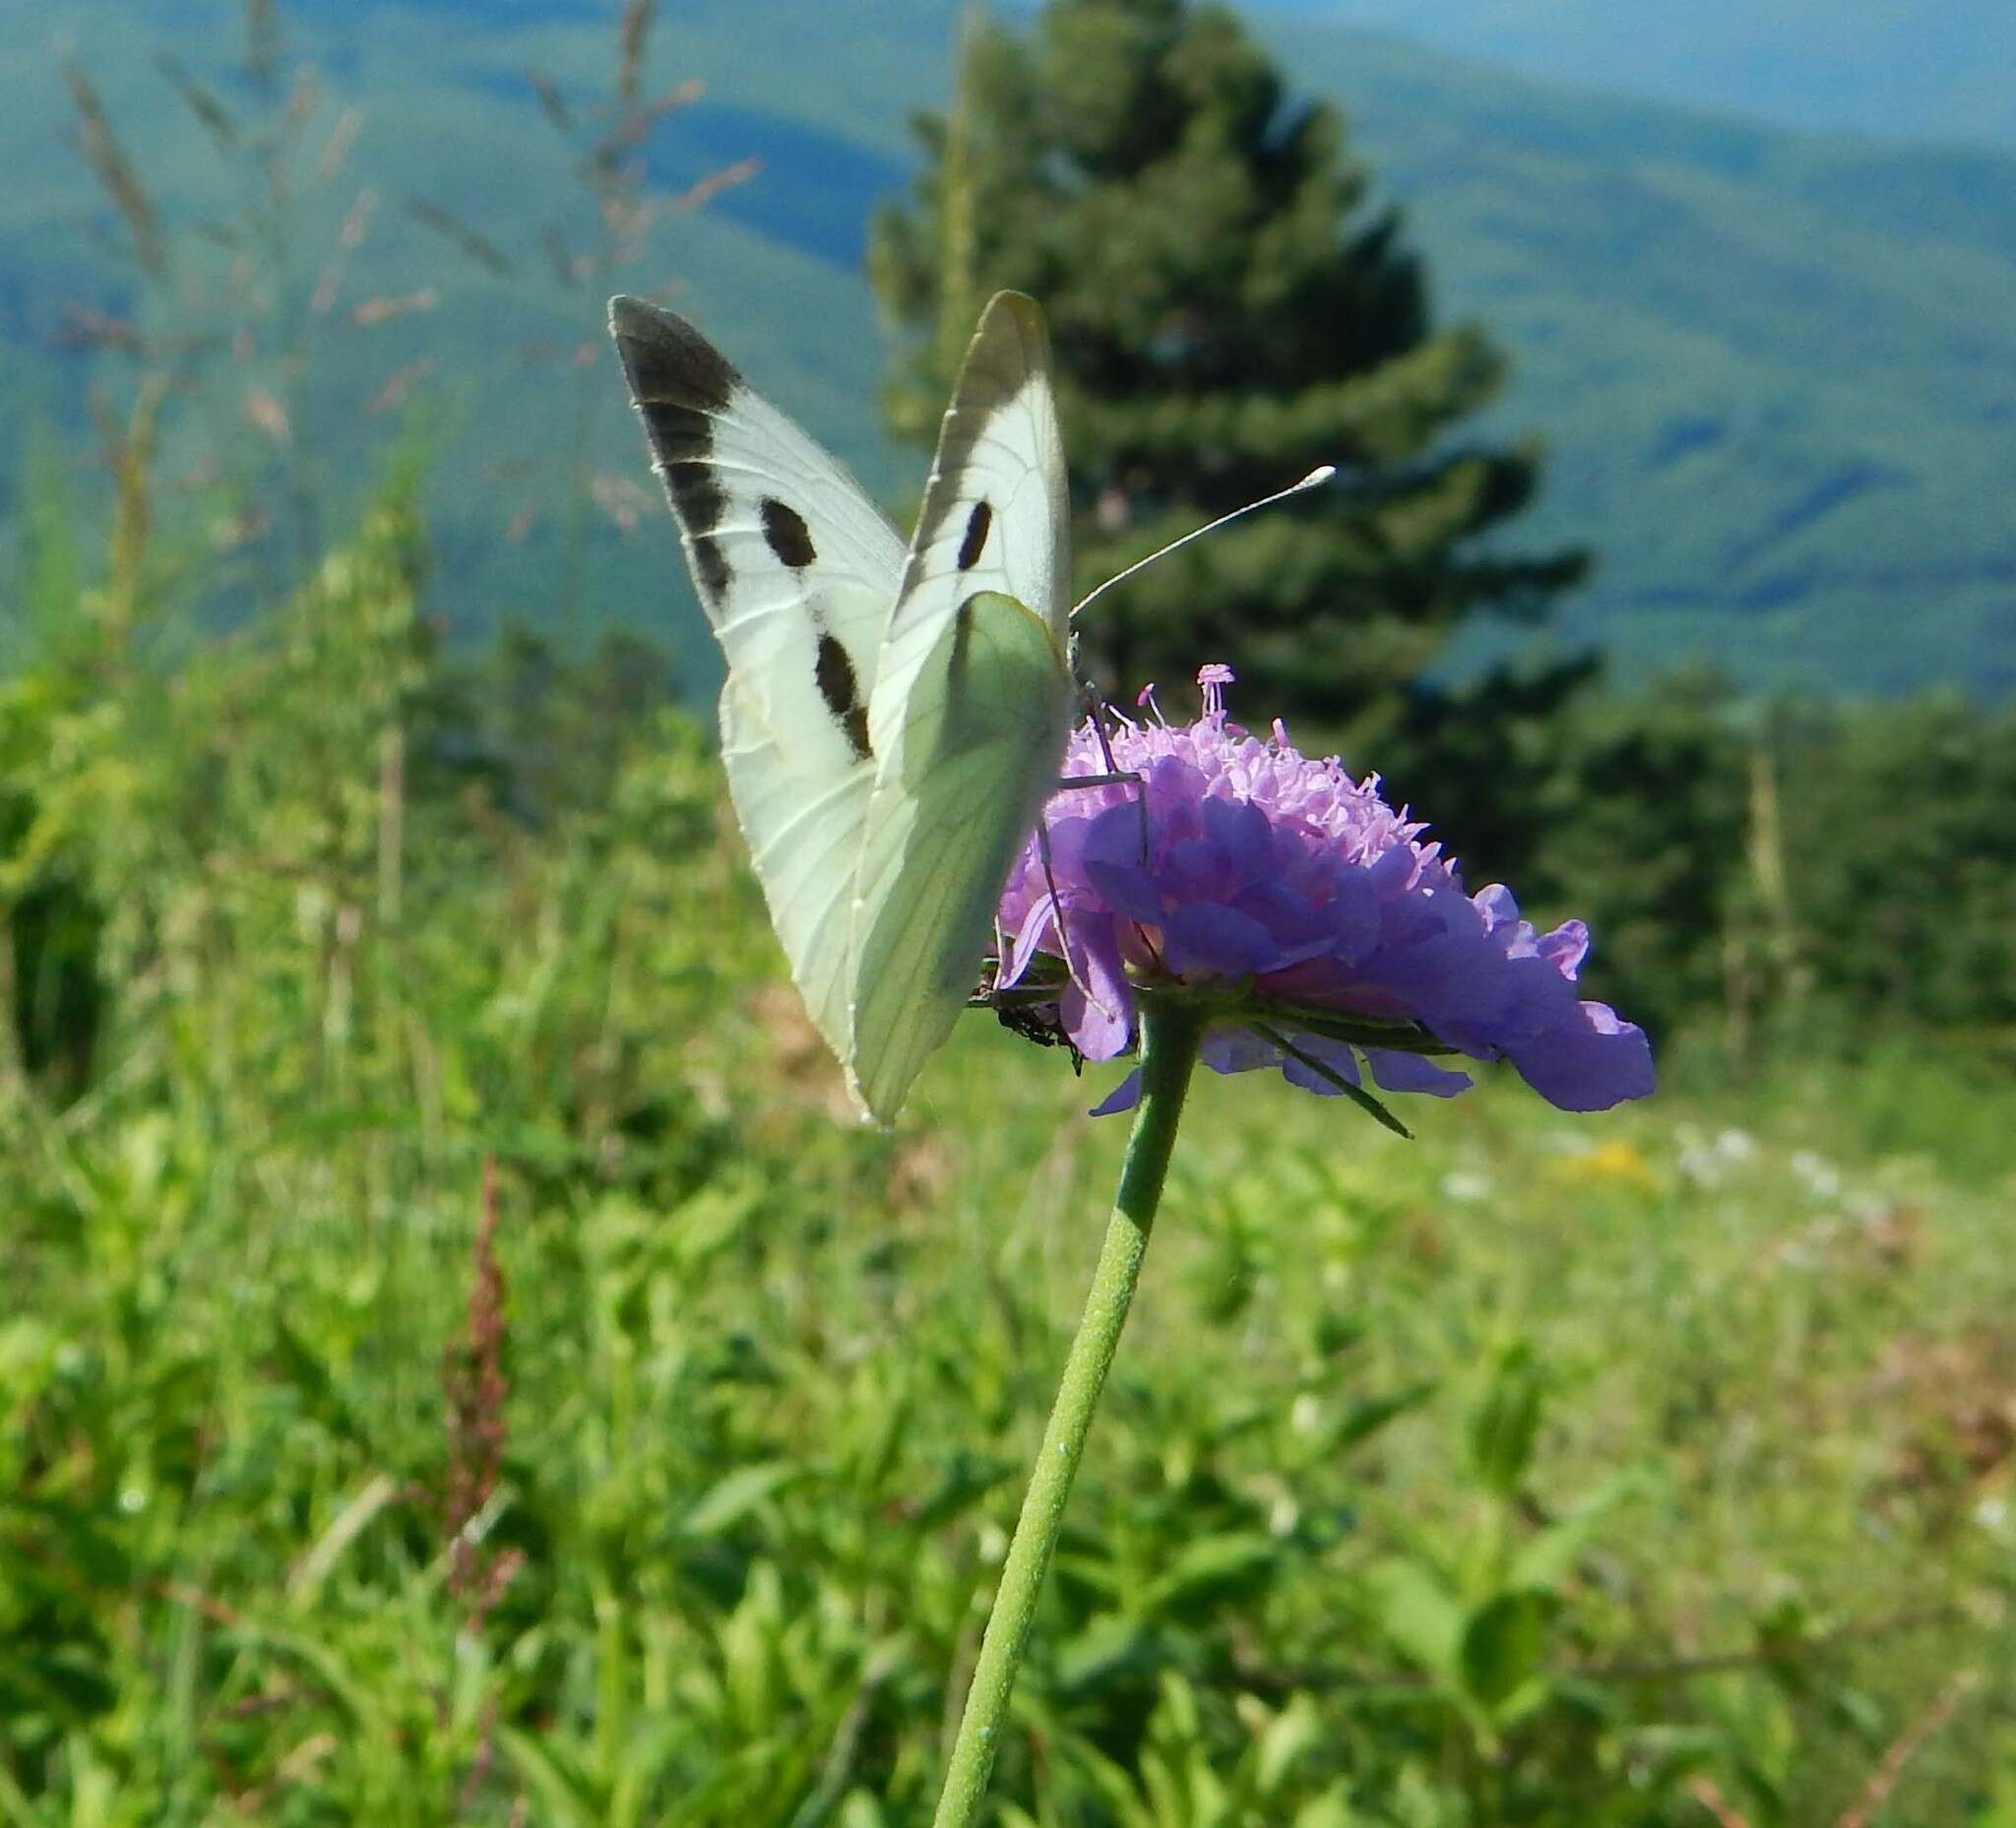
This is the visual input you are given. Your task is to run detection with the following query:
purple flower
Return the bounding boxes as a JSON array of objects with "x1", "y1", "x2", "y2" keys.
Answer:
[{"x1": 994, "y1": 667, "x2": 1655, "y2": 1119}]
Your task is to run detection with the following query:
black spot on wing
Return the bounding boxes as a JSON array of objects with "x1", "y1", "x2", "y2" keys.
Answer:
[
  {"x1": 956, "y1": 499, "x2": 992, "y2": 571},
  {"x1": 815, "y1": 633, "x2": 873, "y2": 762},
  {"x1": 761, "y1": 497, "x2": 817, "y2": 569}
]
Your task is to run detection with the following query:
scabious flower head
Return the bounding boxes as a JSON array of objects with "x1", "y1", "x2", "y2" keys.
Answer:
[{"x1": 994, "y1": 666, "x2": 1654, "y2": 1117}]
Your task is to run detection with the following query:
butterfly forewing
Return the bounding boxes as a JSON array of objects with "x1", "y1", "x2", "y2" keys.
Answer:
[
  {"x1": 612, "y1": 289, "x2": 1076, "y2": 1125},
  {"x1": 881, "y1": 292, "x2": 1072, "y2": 681},
  {"x1": 610, "y1": 295, "x2": 906, "y2": 1067},
  {"x1": 608, "y1": 296, "x2": 904, "y2": 785},
  {"x1": 847, "y1": 294, "x2": 1077, "y2": 1119},
  {"x1": 717, "y1": 682, "x2": 874, "y2": 1055}
]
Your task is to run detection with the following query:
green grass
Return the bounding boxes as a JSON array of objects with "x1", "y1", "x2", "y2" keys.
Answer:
[
  {"x1": 4, "y1": 506, "x2": 2014, "y2": 1819},
  {"x1": 8, "y1": 931, "x2": 2015, "y2": 1821},
  {"x1": 5, "y1": 7, "x2": 2016, "y2": 1817}
]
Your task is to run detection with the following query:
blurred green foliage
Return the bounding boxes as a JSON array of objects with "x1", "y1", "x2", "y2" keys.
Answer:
[
  {"x1": 3, "y1": 474, "x2": 2014, "y2": 1819},
  {"x1": 4, "y1": 3, "x2": 2016, "y2": 1820}
]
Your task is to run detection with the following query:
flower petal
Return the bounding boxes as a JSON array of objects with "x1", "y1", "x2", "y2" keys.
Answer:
[
  {"x1": 1200, "y1": 1026, "x2": 1281, "y2": 1076},
  {"x1": 1506, "y1": 1003, "x2": 1657, "y2": 1111},
  {"x1": 1001, "y1": 894, "x2": 1061, "y2": 988},
  {"x1": 1363, "y1": 1047, "x2": 1472, "y2": 1098},
  {"x1": 1089, "y1": 1069, "x2": 1143, "y2": 1117},
  {"x1": 1538, "y1": 919, "x2": 1590, "y2": 980},
  {"x1": 1474, "y1": 883, "x2": 1520, "y2": 930},
  {"x1": 1084, "y1": 859, "x2": 1166, "y2": 923},
  {"x1": 1199, "y1": 793, "x2": 1273, "y2": 884},
  {"x1": 1279, "y1": 1034, "x2": 1361, "y2": 1098},
  {"x1": 1163, "y1": 901, "x2": 1288, "y2": 977},
  {"x1": 1059, "y1": 923, "x2": 1134, "y2": 1060}
]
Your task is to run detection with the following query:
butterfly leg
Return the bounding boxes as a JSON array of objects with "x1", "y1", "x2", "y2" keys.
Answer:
[
  {"x1": 1032, "y1": 809, "x2": 1151, "y2": 1021},
  {"x1": 1029, "y1": 766, "x2": 1132, "y2": 1005},
  {"x1": 1032, "y1": 811, "x2": 1080, "y2": 985},
  {"x1": 1052, "y1": 768, "x2": 1154, "y2": 860},
  {"x1": 1022, "y1": 700, "x2": 1135, "y2": 1005},
  {"x1": 1039, "y1": 694, "x2": 1164, "y2": 978},
  {"x1": 1082, "y1": 696, "x2": 1164, "y2": 967},
  {"x1": 1068, "y1": 690, "x2": 1152, "y2": 866},
  {"x1": 1010, "y1": 692, "x2": 1159, "y2": 1018},
  {"x1": 1098, "y1": 692, "x2": 1150, "y2": 867}
]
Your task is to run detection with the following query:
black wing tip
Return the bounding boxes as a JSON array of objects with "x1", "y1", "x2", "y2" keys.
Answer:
[
  {"x1": 605, "y1": 291, "x2": 651, "y2": 331},
  {"x1": 975, "y1": 289, "x2": 1047, "y2": 349},
  {"x1": 606, "y1": 293, "x2": 739, "y2": 411}
]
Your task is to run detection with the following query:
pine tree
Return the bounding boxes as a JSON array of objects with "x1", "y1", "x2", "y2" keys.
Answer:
[{"x1": 870, "y1": 0, "x2": 1585, "y2": 728}]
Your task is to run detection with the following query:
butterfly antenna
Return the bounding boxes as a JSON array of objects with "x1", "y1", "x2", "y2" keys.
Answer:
[{"x1": 1070, "y1": 466, "x2": 1337, "y2": 621}]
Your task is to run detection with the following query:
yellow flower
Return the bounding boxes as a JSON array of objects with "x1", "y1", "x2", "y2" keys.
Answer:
[{"x1": 1554, "y1": 1137, "x2": 1660, "y2": 1192}]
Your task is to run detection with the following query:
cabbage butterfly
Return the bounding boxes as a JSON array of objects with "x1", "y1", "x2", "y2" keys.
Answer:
[{"x1": 610, "y1": 290, "x2": 1075, "y2": 1122}]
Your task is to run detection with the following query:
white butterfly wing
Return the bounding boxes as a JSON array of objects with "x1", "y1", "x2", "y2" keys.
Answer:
[
  {"x1": 609, "y1": 296, "x2": 905, "y2": 1059},
  {"x1": 847, "y1": 293, "x2": 1077, "y2": 1121},
  {"x1": 883, "y1": 290, "x2": 1072, "y2": 670},
  {"x1": 613, "y1": 290, "x2": 1078, "y2": 1125}
]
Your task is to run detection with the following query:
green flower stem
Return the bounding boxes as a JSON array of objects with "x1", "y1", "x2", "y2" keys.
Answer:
[{"x1": 933, "y1": 995, "x2": 1209, "y2": 1828}]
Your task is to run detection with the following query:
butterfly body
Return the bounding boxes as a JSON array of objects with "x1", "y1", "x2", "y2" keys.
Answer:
[{"x1": 610, "y1": 291, "x2": 1074, "y2": 1122}]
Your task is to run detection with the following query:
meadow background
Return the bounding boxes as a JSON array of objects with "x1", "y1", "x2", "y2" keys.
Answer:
[{"x1": 3, "y1": 0, "x2": 2015, "y2": 1822}]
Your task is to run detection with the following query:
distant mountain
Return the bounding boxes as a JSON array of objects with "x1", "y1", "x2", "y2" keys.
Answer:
[
  {"x1": 6, "y1": 0, "x2": 2015, "y2": 696},
  {"x1": 1255, "y1": 20, "x2": 2016, "y2": 691},
  {"x1": 1247, "y1": 0, "x2": 2016, "y2": 151}
]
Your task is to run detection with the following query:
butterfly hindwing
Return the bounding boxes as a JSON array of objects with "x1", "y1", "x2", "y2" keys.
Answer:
[{"x1": 849, "y1": 591, "x2": 1074, "y2": 1120}]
